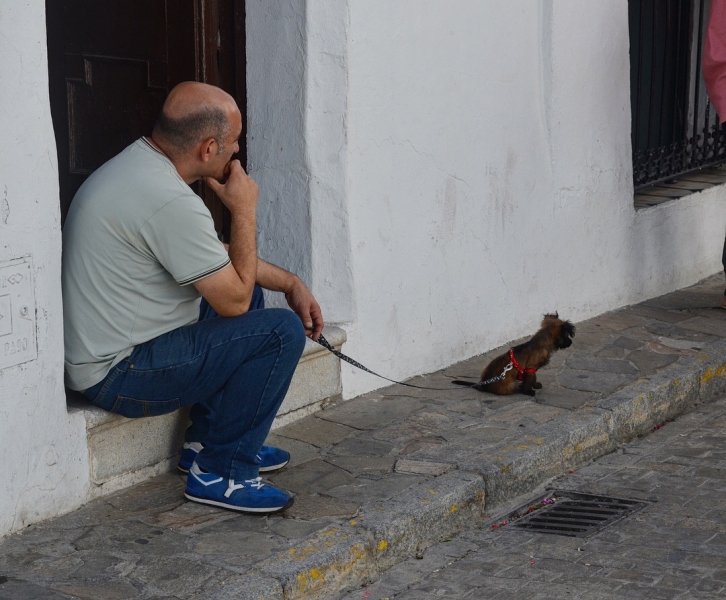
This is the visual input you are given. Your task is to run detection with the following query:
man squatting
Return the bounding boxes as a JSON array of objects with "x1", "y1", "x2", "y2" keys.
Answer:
[{"x1": 62, "y1": 82, "x2": 324, "y2": 513}]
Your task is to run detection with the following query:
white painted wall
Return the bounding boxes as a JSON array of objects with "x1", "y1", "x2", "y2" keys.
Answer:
[
  {"x1": 247, "y1": 0, "x2": 354, "y2": 321},
  {"x1": 247, "y1": 0, "x2": 726, "y2": 398},
  {"x1": 0, "y1": 1, "x2": 89, "y2": 535}
]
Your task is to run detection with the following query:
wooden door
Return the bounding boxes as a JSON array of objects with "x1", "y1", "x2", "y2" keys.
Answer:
[{"x1": 45, "y1": 0, "x2": 245, "y2": 238}]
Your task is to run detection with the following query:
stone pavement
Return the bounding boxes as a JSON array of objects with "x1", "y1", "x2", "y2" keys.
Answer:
[
  {"x1": 3, "y1": 275, "x2": 726, "y2": 599},
  {"x1": 336, "y1": 393, "x2": 726, "y2": 599}
]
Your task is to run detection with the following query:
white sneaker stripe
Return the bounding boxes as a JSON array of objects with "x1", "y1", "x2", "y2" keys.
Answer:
[
  {"x1": 190, "y1": 462, "x2": 223, "y2": 486},
  {"x1": 191, "y1": 470, "x2": 223, "y2": 487},
  {"x1": 224, "y1": 480, "x2": 246, "y2": 499}
]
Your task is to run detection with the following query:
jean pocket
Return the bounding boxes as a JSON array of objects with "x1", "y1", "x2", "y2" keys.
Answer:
[{"x1": 111, "y1": 396, "x2": 181, "y2": 418}]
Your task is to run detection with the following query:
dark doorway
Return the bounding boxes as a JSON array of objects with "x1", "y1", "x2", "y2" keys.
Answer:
[{"x1": 45, "y1": 0, "x2": 245, "y2": 238}]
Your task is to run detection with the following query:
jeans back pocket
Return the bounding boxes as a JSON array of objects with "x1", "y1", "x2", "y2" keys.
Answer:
[{"x1": 111, "y1": 396, "x2": 181, "y2": 418}]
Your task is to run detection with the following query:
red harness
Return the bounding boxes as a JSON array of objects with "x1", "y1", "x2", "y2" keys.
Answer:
[{"x1": 508, "y1": 349, "x2": 536, "y2": 381}]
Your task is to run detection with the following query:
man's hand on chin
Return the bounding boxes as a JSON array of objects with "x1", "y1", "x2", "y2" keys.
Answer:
[{"x1": 284, "y1": 277, "x2": 324, "y2": 340}]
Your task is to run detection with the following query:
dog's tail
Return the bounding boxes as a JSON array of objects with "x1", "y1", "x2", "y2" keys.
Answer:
[{"x1": 451, "y1": 380, "x2": 477, "y2": 387}]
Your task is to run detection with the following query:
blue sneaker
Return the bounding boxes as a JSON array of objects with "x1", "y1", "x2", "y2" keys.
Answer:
[
  {"x1": 177, "y1": 443, "x2": 290, "y2": 473},
  {"x1": 185, "y1": 462, "x2": 294, "y2": 513},
  {"x1": 257, "y1": 445, "x2": 291, "y2": 472},
  {"x1": 178, "y1": 442, "x2": 204, "y2": 473}
]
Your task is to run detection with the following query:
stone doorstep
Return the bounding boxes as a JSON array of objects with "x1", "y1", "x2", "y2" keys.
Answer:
[{"x1": 65, "y1": 325, "x2": 346, "y2": 492}]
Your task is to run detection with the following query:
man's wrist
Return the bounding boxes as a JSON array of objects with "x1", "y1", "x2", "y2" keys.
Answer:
[{"x1": 283, "y1": 274, "x2": 303, "y2": 296}]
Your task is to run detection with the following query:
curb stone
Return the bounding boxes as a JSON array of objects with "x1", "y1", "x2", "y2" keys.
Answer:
[
  {"x1": 251, "y1": 473, "x2": 486, "y2": 598},
  {"x1": 356, "y1": 471, "x2": 485, "y2": 571},
  {"x1": 255, "y1": 526, "x2": 373, "y2": 599}
]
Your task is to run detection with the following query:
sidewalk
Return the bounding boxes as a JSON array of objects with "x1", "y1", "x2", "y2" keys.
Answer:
[{"x1": 3, "y1": 275, "x2": 726, "y2": 600}]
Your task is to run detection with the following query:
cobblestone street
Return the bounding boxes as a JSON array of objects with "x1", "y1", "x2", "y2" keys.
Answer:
[{"x1": 338, "y1": 395, "x2": 726, "y2": 600}]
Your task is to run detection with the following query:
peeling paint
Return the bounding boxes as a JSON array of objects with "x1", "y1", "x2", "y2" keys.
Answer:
[{"x1": 1, "y1": 185, "x2": 8, "y2": 225}]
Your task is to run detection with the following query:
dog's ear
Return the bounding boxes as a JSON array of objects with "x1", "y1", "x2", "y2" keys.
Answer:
[{"x1": 541, "y1": 313, "x2": 560, "y2": 328}]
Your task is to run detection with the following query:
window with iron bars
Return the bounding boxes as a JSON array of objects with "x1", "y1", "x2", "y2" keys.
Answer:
[{"x1": 630, "y1": 0, "x2": 726, "y2": 190}]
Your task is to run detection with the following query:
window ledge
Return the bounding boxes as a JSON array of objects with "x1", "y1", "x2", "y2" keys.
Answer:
[{"x1": 634, "y1": 165, "x2": 726, "y2": 209}]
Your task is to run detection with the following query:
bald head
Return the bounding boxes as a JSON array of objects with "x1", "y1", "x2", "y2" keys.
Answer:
[{"x1": 153, "y1": 82, "x2": 239, "y2": 157}]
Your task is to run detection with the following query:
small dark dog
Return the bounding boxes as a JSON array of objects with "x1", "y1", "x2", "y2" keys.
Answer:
[{"x1": 453, "y1": 313, "x2": 575, "y2": 396}]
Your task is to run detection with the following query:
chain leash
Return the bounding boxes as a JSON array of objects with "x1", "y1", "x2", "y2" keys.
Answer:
[
  {"x1": 477, "y1": 362, "x2": 513, "y2": 386},
  {"x1": 313, "y1": 334, "x2": 511, "y2": 391}
]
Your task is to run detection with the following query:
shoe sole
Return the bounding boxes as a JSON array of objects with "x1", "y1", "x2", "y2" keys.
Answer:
[
  {"x1": 260, "y1": 459, "x2": 289, "y2": 473},
  {"x1": 178, "y1": 459, "x2": 289, "y2": 475},
  {"x1": 184, "y1": 491, "x2": 294, "y2": 514}
]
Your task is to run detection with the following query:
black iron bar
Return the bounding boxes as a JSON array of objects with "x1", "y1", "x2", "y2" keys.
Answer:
[
  {"x1": 693, "y1": 0, "x2": 705, "y2": 144},
  {"x1": 635, "y1": 0, "x2": 645, "y2": 153},
  {"x1": 659, "y1": 0, "x2": 671, "y2": 148},
  {"x1": 648, "y1": 0, "x2": 658, "y2": 150},
  {"x1": 672, "y1": 0, "x2": 684, "y2": 148}
]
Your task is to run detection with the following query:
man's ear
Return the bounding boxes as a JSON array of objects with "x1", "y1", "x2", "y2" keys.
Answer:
[{"x1": 199, "y1": 137, "x2": 217, "y2": 163}]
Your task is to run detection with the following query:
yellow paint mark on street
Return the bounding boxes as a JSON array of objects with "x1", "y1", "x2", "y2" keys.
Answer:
[
  {"x1": 501, "y1": 465, "x2": 512, "y2": 473},
  {"x1": 378, "y1": 540, "x2": 389, "y2": 551},
  {"x1": 702, "y1": 364, "x2": 726, "y2": 383},
  {"x1": 450, "y1": 505, "x2": 458, "y2": 513},
  {"x1": 563, "y1": 433, "x2": 610, "y2": 459}
]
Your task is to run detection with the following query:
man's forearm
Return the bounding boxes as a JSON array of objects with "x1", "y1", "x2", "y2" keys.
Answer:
[
  {"x1": 255, "y1": 257, "x2": 324, "y2": 339},
  {"x1": 256, "y1": 258, "x2": 298, "y2": 293},
  {"x1": 227, "y1": 208, "x2": 258, "y2": 299}
]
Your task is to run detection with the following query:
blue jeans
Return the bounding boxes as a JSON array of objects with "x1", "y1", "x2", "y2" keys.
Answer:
[{"x1": 84, "y1": 286, "x2": 306, "y2": 480}]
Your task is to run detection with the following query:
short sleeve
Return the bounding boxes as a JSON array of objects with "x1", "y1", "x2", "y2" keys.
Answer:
[{"x1": 138, "y1": 194, "x2": 231, "y2": 285}]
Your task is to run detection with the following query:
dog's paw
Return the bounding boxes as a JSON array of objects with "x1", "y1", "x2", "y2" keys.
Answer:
[{"x1": 532, "y1": 382, "x2": 542, "y2": 390}]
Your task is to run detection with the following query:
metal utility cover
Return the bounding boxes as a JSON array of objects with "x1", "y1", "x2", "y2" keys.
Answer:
[
  {"x1": 508, "y1": 490, "x2": 652, "y2": 538},
  {"x1": 0, "y1": 257, "x2": 37, "y2": 370}
]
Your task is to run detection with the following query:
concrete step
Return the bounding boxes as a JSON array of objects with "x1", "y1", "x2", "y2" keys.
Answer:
[{"x1": 66, "y1": 325, "x2": 346, "y2": 499}]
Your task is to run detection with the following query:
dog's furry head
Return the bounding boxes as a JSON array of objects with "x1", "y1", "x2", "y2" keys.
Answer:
[{"x1": 541, "y1": 312, "x2": 575, "y2": 349}]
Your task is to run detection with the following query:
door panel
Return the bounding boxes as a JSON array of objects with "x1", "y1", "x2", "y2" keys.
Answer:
[
  {"x1": 46, "y1": 0, "x2": 244, "y2": 237},
  {"x1": 66, "y1": 57, "x2": 167, "y2": 174}
]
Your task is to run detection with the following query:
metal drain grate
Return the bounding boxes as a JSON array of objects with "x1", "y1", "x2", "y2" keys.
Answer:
[{"x1": 506, "y1": 491, "x2": 652, "y2": 538}]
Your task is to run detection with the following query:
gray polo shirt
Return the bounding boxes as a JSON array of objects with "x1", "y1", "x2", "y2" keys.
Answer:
[{"x1": 62, "y1": 138, "x2": 230, "y2": 390}]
